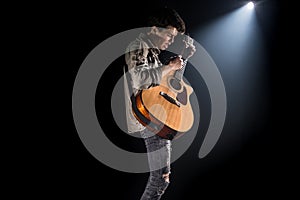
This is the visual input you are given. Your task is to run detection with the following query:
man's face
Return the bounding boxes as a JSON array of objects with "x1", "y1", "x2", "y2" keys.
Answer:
[{"x1": 151, "y1": 26, "x2": 178, "y2": 50}]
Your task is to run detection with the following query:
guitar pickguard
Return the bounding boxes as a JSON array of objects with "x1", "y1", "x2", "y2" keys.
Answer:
[
  {"x1": 176, "y1": 86, "x2": 187, "y2": 105},
  {"x1": 167, "y1": 76, "x2": 188, "y2": 105}
]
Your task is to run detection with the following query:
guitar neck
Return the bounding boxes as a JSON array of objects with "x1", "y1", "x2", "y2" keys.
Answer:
[
  {"x1": 174, "y1": 59, "x2": 188, "y2": 81},
  {"x1": 171, "y1": 34, "x2": 193, "y2": 81}
]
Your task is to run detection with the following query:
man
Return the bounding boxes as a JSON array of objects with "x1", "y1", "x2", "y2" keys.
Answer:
[{"x1": 124, "y1": 7, "x2": 196, "y2": 200}]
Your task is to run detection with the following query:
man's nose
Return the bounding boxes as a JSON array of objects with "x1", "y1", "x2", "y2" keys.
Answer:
[{"x1": 169, "y1": 36, "x2": 175, "y2": 43}]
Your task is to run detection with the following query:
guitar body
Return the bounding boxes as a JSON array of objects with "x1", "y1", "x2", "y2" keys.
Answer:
[{"x1": 132, "y1": 70, "x2": 194, "y2": 140}]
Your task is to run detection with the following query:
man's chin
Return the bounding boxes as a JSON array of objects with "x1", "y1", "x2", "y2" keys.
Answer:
[{"x1": 161, "y1": 45, "x2": 168, "y2": 50}]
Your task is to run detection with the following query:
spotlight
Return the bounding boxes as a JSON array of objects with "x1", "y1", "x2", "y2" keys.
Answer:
[{"x1": 247, "y1": 1, "x2": 254, "y2": 9}]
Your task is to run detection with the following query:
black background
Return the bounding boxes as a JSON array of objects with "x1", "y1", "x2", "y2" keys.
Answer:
[{"x1": 15, "y1": 0, "x2": 294, "y2": 199}]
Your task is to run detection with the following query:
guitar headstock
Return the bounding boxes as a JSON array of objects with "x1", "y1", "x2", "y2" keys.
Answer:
[
  {"x1": 159, "y1": 34, "x2": 195, "y2": 64},
  {"x1": 181, "y1": 34, "x2": 195, "y2": 59},
  {"x1": 182, "y1": 34, "x2": 194, "y2": 48}
]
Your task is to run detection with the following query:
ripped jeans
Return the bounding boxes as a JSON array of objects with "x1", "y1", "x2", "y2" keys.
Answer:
[{"x1": 140, "y1": 128, "x2": 172, "y2": 200}]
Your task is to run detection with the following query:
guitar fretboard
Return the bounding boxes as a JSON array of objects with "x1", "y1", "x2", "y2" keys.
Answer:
[{"x1": 174, "y1": 59, "x2": 188, "y2": 81}]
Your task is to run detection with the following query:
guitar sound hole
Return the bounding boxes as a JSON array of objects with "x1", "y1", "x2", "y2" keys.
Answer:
[{"x1": 169, "y1": 78, "x2": 182, "y2": 91}]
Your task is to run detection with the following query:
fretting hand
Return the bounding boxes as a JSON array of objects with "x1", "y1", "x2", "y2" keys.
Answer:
[
  {"x1": 161, "y1": 56, "x2": 184, "y2": 77},
  {"x1": 168, "y1": 55, "x2": 184, "y2": 70}
]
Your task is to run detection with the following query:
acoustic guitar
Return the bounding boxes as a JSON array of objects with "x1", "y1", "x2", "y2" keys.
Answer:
[{"x1": 131, "y1": 35, "x2": 194, "y2": 140}]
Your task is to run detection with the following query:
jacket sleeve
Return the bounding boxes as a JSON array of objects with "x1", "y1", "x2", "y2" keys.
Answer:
[{"x1": 125, "y1": 40, "x2": 162, "y2": 92}]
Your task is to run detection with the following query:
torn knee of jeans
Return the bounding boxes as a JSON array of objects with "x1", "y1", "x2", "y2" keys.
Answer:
[
  {"x1": 157, "y1": 174, "x2": 170, "y2": 195},
  {"x1": 162, "y1": 172, "x2": 170, "y2": 183}
]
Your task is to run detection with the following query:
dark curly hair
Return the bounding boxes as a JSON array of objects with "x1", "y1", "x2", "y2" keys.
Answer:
[{"x1": 147, "y1": 7, "x2": 186, "y2": 33}]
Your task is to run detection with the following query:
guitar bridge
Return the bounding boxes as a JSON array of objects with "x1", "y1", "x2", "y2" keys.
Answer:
[{"x1": 159, "y1": 91, "x2": 181, "y2": 107}]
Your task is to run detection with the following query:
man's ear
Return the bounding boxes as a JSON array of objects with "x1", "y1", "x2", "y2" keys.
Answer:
[{"x1": 149, "y1": 26, "x2": 159, "y2": 34}]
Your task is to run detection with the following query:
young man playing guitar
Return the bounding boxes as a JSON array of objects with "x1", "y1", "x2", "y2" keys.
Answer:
[{"x1": 124, "y1": 7, "x2": 196, "y2": 200}]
